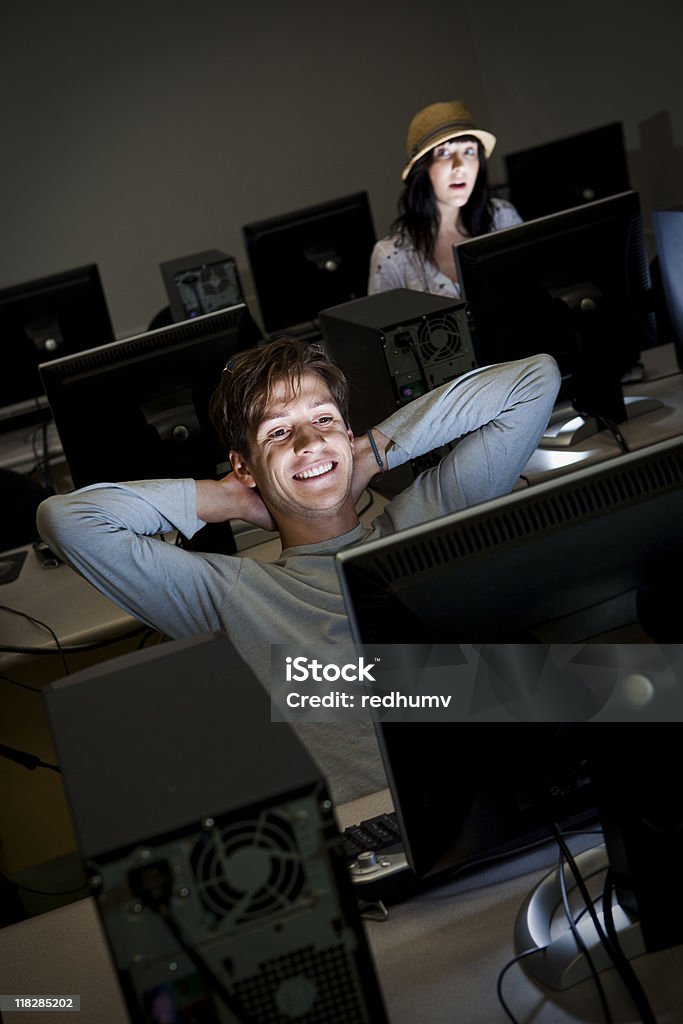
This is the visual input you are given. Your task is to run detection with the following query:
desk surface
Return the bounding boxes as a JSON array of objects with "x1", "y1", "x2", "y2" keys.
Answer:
[
  {"x1": 0, "y1": 544, "x2": 140, "y2": 654},
  {"x1": 525, "y1": 342, "x2": 683, "y2": 482}
]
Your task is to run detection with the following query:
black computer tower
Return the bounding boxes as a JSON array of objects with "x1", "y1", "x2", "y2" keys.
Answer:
[
  {"x1": 160, "y1": 250, "x2": 245, "y2": 324},
  {"x1": 44, "y1": 633, "x2": 388, "y2": 1024},
  {"x1": 320, "y1": 288, "x2": 477, "y2": 433},
  {"x1": 320, "y1": 289, "x2": 477, "y2": 495}
]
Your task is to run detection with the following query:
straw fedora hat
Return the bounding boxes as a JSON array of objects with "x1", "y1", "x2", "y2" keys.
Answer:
[{"x1": 402, "y1": 100, "x2": 497, "y2": 180}]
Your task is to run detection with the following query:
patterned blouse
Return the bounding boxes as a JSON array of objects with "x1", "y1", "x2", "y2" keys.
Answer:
[{"x1": 368, "y1": 198, "x2": 522, "y2": 299}]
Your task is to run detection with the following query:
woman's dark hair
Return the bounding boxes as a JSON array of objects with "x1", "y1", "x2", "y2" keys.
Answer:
[
  {"x1": 210, "y1": 337, "x2": 349, "y2": 456},
  {"x1": 391, "y1": 137, "x2": 494, "y2": 264}
]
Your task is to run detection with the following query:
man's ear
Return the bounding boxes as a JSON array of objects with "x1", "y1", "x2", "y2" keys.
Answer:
[{"x1": 229, "y1": 450, "x2": 257, "y2": 488}]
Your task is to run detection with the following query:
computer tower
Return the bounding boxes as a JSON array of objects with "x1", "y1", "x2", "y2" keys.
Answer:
[
  {"x1": 320, "y1": 289, "x2": 477, "y2": 495},
  {"x1": 320, "y1": 289, "x2": 477, "y2": 434},
  {"x1": 44, "y1": 633, "x2": 388, "y2": 1024},
  {"x1": 652, "y1": 206, "x2": 683, "y2": 371},
  {"x1": 160, "y1": 250, "x2": 245, "y2": 324}
]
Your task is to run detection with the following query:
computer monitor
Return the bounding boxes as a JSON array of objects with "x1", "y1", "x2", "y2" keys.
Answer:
[
  {"x1": 39, "y1": 305, "x2": 259, "y2": 554},
  {"x1": 243, "y1": 192, "x2": 376, "y2": 336},
  {"x1": 336, "y1": 433, "x2": 683, "y2": 980},
  {"x1": 0, "y1": 263, "x2": 114, "y2": 433},
  {"x1": 505, "y1": 122, "x2": 630, "y2": 222},
  {"x1": 454, "y1": 190, "x2": 657, "y2": 442}
]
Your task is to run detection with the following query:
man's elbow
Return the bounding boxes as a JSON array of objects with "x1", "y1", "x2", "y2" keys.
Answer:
[
  {"x1": 532, "y1": 352, "x2": 562, "y2": 400},
  {"x1": 36, "y1": 493, "x2": 66, "y2": 547}
]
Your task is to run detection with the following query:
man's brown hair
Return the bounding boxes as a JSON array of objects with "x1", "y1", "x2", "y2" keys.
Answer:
[{"x1": 210, "y1": 337, "x2": 350, "y2": 456}]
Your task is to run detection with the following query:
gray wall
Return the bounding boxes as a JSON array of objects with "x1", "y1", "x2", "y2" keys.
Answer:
[{"x1": 2, "y1": 0, "x2": 681, "y2": 338}]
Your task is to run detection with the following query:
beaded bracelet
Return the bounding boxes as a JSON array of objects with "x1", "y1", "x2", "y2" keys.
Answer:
[{"x1": 366, "y1": 429, "x2": 384, "y2": 474}]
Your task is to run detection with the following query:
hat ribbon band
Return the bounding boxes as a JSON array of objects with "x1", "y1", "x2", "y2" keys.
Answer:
[{"x1": 410, "y1": 119, "x2": 478, "y2": 158}]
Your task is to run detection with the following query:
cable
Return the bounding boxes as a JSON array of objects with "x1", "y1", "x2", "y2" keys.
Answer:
[
  {"x1": 129, "y1": 859, "x2": 260, "y2": 1024},
  {"x1": 569, "y1": 407, "x2": 630, "y2": 453},
  {"x1": 602, "y1": 869, "x2": 657, "y2": 1024},
  {"x1": 0, "y1": 633, "x2": 151, "y2": 656},
  {"x1": 0, "y1": 604, "x2": 69, "y2": 674},
  {"x1": 552, "y1": 825, "x2": 657, "y2": 1024},
  {"x1": 596, "y1": 416, "x2": 630, "y2": 453},
  {"x1": 0, "y1": 607, "x2": 154, "y2": 660},
  {"x1": 556, "y1": 838, "x2": 614, "y2": 1024},
  {"x1": 0, "y1": 672, "x2": 42, "y2": 694},
  {"x1": 0, "y1": 742, "x2": 60, "y2": 773},
  {"x1": 496, "y1": 944, "x2": 549, "y2": 1023},
  {"x1": 407, "y1": 337, "x2": 431, "y2": 397}
]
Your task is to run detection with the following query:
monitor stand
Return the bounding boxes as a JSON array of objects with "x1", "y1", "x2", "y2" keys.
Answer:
[
  {"x1": 514, "y1": 844, "x2": 646, "y2": 989},
  {"x1": 539, "y1": 395, "x2": 663, "y2": 449}
]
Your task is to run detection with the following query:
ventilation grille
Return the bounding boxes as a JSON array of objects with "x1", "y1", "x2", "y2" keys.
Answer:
[
  {"x1": 371, "y1": 445, "x2": 683, "y2": 587},
  {"x1": 190, "y1": 810, "x2": 305, "y2": 923},
  {"x1": 231, "y1": 943, "x2": 366, "y2": 1024},
  {"x1": 417, "y1": 313, "x2": 462, "y2": 363}
]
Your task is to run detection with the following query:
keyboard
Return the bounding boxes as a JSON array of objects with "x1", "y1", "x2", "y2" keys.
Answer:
[{"x1": 342, "y1": 811, "x2": 415, "y2": 903}]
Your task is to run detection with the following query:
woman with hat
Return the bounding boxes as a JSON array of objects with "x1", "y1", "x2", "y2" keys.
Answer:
[{"x1": 368, "y1": 100, "x2": 521, "y2": 298}]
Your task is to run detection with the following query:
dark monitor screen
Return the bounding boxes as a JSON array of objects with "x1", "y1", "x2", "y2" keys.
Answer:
[
  {"x1": 39, "y1": 304, "x2": 258, "y2": 489},
  {"x1": 0, "y1": 263, "x2": 114, "y2": 432},
  {"x1": 505, "y1": 122, "x2": 630, "y2": 222},
  {"x1": 243, "y1": 192, "x2": 376, "y2": 336},
  {"x1": 454, "y1": 190, "x2": 656, "y2": 429}
]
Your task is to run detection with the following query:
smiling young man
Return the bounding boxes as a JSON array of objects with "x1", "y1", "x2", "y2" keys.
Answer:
[{"x1": 38, "y1": 338, "x2": 560, "y2": 800}]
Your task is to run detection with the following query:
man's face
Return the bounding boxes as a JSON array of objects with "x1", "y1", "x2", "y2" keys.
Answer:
[{"x1": 230, "y1": 371, "x2": 355, "y2": 526}]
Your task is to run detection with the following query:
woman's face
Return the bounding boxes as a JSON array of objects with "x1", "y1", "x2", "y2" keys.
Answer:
[{"x1": 428, "y1": 137, "x2": 480, "y2": 211}]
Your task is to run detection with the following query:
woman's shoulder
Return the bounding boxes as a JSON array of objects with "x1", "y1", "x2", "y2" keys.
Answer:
[
  {"x1": 373, "y1": 232, "x2": 414, "y2": 256},
  {"x1": 490, "y1": 197, "x2": 523, "y2": 228}
]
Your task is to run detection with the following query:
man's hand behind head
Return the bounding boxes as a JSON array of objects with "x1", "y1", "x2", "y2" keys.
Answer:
[{"x1": 195, "y1": 473, "x2": 276, "y2": 533}]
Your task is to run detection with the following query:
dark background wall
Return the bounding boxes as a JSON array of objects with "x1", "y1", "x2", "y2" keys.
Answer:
[{"x1": 1, "y1": 0, "x2": 681, "y2": 338}]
